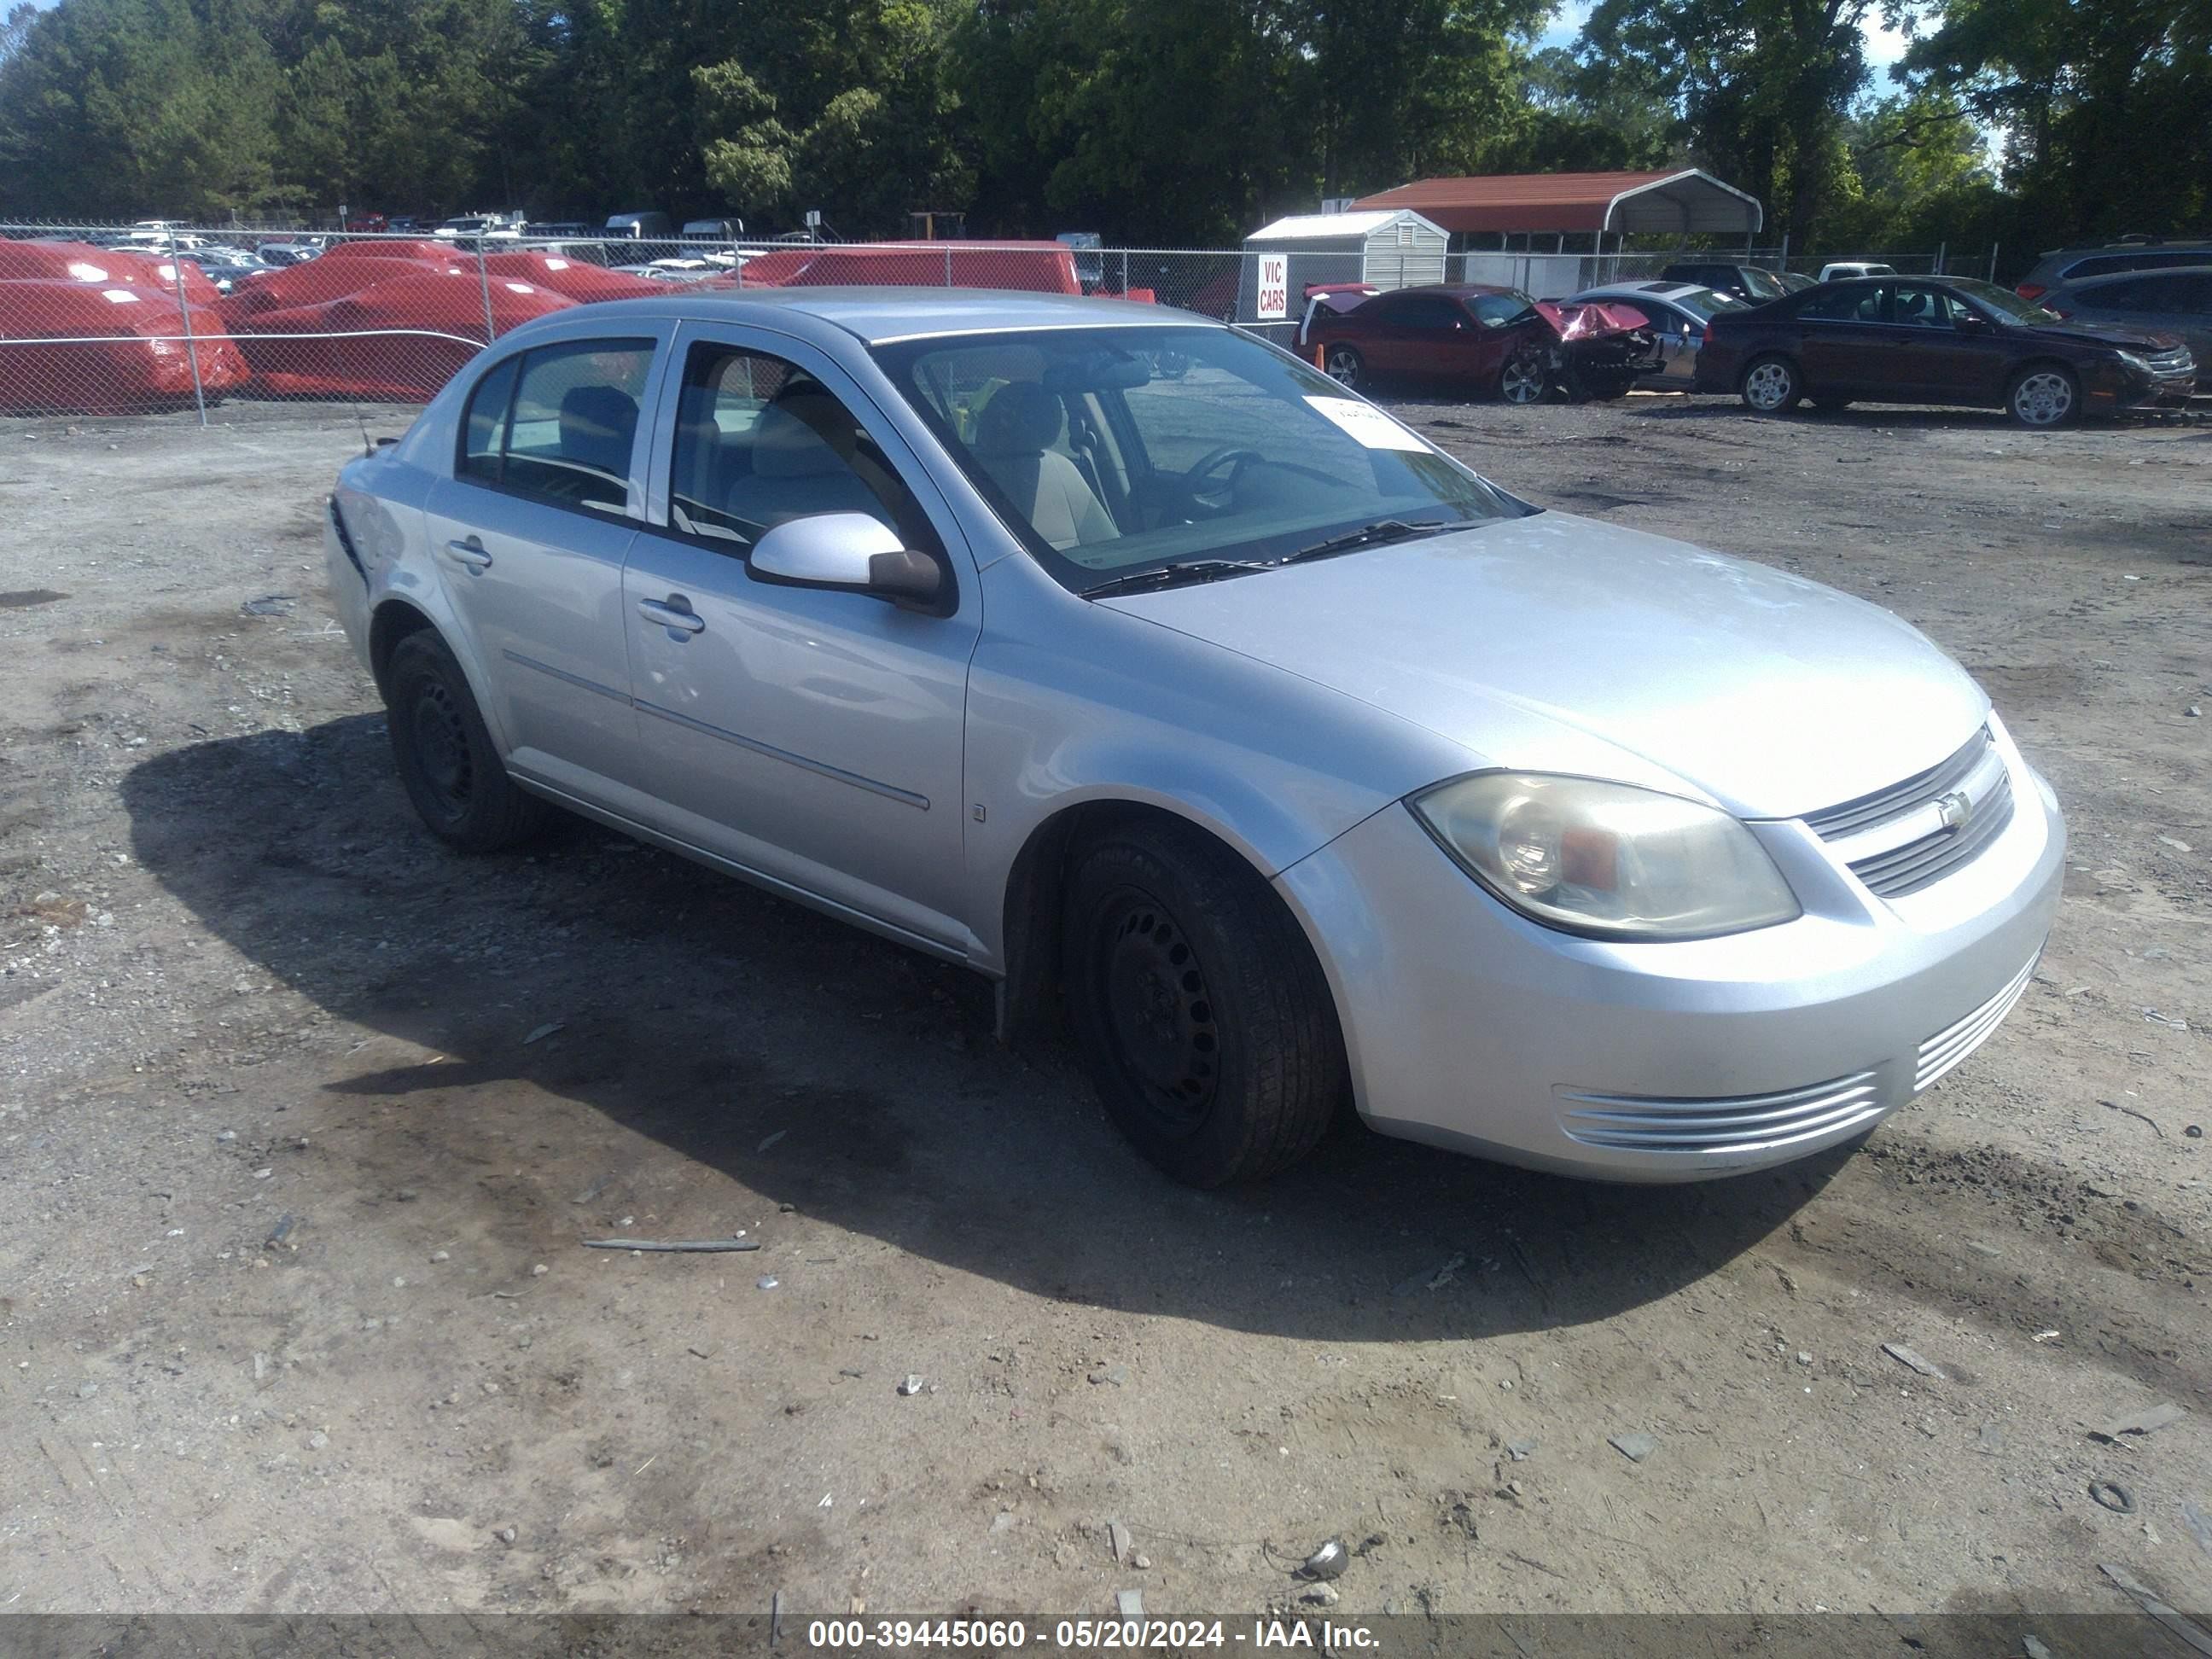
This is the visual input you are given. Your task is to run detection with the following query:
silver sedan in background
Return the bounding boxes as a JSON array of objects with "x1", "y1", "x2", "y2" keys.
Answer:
[
  {"x1": 1563, "y1": 280, "x2": 1749, "y2": 388},
  {"x1": 324, "y1": 289, "x2": 2062, "y2": 1187}
]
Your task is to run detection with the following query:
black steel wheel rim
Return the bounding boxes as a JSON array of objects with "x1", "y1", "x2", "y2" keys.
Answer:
[
  {"x1": 1095, "y1": 888, "x2": 1219, "y2": 1134},
  {"x1": 409, "y1": 681, "x2": 473, "y2": 821}
]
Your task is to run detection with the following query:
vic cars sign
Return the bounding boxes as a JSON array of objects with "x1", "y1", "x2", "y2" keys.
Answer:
[{"x1": 1255, "y1": 253, "x2": 1289, "y2": 321}]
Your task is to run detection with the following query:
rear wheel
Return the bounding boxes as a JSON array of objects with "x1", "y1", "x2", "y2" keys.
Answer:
[
  {"x1": 385, "y1": 632, "x2": 550, "y2": 853},
  {"x1": 1741, "y1": 355, "x2": 1802, "y2": 413},
  {"x1": 2007, "y1": 364, "x2": 2079, "y2": 428},
  {"x1": 1323, "y1": 345, "x2": 1364, "y2": 389},
  {"x1": 1062, "y1": 818, "x2": 1346, "y2": 1187}
]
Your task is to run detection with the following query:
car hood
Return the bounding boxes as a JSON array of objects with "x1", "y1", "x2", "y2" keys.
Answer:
[
  {"x1": 2016, "y1": 317, "x2": 2186, "y2": 352},
  {"x1": 1098, "y1": 512, "x2": 1989, "y2": 821}
]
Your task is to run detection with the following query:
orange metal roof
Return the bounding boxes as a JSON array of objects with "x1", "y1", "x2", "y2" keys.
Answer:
[{"x1": 1352, "y1": 171, "x2": 1761, "y2": 236}]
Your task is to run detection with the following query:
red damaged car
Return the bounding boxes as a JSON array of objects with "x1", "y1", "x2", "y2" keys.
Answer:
[{"x1": 1300, "y1": 282, "x2": 1657, "y2": 404}]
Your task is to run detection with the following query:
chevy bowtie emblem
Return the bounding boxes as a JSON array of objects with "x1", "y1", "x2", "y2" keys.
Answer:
[{"x1": 1936, "y1": 789, "x2": 1974, "y2": 831}]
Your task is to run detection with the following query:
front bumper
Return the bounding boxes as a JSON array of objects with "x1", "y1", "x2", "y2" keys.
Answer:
[
  {"x1": 2095, "y1": 352, "x2": 2196, "y2": 408},
  {"x1": 1275, "y1": 725, "x2": 2065, "y2": 1181}
]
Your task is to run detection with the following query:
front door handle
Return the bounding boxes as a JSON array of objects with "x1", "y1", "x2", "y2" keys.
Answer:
[
  {"x1": 637, "y1": 597, "x2": 706, "y2": 635},
  {"x1": 442, "y1": 538, "x2": 492, "y2": 572}
]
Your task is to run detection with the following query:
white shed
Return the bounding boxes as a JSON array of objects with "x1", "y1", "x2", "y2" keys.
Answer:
[{"x1": 1237, "y1": 208, "x2": 1449, "y2": 323}]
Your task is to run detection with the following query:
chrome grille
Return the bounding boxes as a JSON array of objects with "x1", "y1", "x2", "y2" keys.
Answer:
[
  {"x1": 1804, "y1": 727, "x2": 2014, "y2": 899},
  {"x1": 1805, "y1": 730, "x2": 1990, "y2": 839},
  {"x1": 1560, "y1": 1071, "x2": 1884, "y2": 1154},
  {"x1": 1915, "y1": 952, "x2": 2039, "y2": 1092},
  {"x1": 2144, "y1": 346, "x2": 2195, "y2": 380}
]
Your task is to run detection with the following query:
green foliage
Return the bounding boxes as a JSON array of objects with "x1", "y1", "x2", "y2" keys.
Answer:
[
  {"x1": 0, "y1": 0, "x2": 2195, "y2": 260},
  {"x1": 1902, "y1": 0, "x2": 2211, "y2": 242}
]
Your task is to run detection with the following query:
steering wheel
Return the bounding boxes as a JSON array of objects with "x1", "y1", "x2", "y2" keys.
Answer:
[{"x1": 1175, "y1": 445, "x2": 1266, "y2": 507}]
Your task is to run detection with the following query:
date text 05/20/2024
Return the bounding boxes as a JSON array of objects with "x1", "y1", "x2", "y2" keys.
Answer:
[{"x1": 806, "y1": 1616, "x2": 1380, "y2": 1650}]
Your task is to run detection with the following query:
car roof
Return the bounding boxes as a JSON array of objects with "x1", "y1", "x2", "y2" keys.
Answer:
[
  {"x1": 2060, "y1": 262, "x2": 2212, "y2": 288},
  {"x1": 512, "y1": 286, "x2": 1207, "y2": 346}
]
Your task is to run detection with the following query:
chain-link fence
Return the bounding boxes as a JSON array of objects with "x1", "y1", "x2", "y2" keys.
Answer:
[{"x1": 0, "y1": 223, "x2": 1281, "y2": 422}]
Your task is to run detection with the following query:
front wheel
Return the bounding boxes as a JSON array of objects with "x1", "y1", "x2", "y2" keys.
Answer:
[
  {"x1": 1062, "y1": 818, "x2": 1347, "y2": 1187},
  {"x1": 1499, "y1": 351, "x2": 1549, "y2": 405},
  {"x1": 385, "y1": 632, "x2": 550, "y2": 853},
  {"x1": 1740, "y1": 355, "x2": 1802, "y2": 413},
  {"x1": 2007, "y1": 364, "x2": 2079, "y2": 428},
  {"x1": 1323, "y1": 345, "x2": 1364, "y2": 389}
]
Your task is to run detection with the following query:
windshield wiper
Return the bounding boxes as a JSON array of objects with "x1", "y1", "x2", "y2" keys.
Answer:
[
  {"x1": 1081, "y1": 558, "x2": 1275, "y2": 599},
  {"x1": 1273, "y1": 518, "x2": 1454, "y2": 567}
]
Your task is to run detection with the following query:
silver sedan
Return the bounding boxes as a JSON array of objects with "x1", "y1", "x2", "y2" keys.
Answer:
[
  {"x1": 1564, "y1": 281, "x2": 1749, "y2": 388},
  {"x1": 323, "y1": 288, "x2": 2062, "y2": 1186}
]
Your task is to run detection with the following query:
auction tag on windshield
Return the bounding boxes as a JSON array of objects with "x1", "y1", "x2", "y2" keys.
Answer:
[{"x1": 1304, "y1": 396, "x2": 1429, "y2": 451}]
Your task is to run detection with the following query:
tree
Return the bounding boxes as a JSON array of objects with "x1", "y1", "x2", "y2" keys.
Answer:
[
  {"x1": 1899, "y1": 0, "x2": 2211, "y2": 242},
  {"x1": 0, "y1": 0, "x2": 282, "y2": 219},
  {"x1": 1575, "y1": 0, "x2": 1878, "y2": 247}
]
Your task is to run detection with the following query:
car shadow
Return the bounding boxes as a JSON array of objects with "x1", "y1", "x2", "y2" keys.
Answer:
[{"x1": 120, "y1": 718, "x2": 1848, "y2": 1343}]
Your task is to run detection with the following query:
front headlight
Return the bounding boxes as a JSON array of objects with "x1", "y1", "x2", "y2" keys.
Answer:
[
  {"x1": 2115, "y1": 351, "x2": 2153, "y2": 377},
  {"x1": 1409, "y1": 772, "x2": 1801, "y2": 941}
]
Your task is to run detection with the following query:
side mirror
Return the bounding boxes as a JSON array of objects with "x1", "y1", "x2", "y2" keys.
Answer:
[
  {"x1": 748, "y1": 511, "x2": 943, "y2": 607},
  {"x1": 1954, "y1": 311, "x2": 1991, "y2": 332}
]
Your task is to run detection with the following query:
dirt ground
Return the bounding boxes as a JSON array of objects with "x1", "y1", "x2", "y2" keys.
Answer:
[{"x1": 2, "y1": 392, "x2": 2208, "y2": 1633}]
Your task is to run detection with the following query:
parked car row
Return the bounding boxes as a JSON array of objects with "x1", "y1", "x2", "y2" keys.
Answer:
[
  {"x1": 1695, "y1": 275, "x2": 2197, "y2": 427},
  {"x1": 1292, "y1": 254, "x2": 2201, "y2": 428}
]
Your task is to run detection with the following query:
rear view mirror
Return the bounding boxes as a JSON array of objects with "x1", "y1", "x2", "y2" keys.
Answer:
[{"x1": 748, "y1": 512, "x2": 943, "y2": 606}]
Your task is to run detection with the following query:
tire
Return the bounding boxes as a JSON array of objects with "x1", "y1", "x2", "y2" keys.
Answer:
[
  {"x1": 1062, "y1": 818, "x2": 1347, "y2": 1187},
  {"x1": 1323, "y1": 345, "x2": 1364, "y2": 389},
  {"x1": 1500, "y1": 351, "x2": 1549, "y2": 405},
  {"x1": 2007, "y1": 363, "x2": 2080, "y2": 428},
  {"x1": 1740, "y1": 354, "x2": 1802, "y2": 413},
  {"x1": 384, "y1": 631, "x2": 550, "y2": 853}
]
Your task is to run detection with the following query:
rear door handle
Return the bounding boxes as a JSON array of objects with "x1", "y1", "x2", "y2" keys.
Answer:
[
  {"x1": 442, "y1": 538, "x2": 492, "y2": 572},
  {"x1": 637, "y1": 597, "x2": 706, "y2": 635}
]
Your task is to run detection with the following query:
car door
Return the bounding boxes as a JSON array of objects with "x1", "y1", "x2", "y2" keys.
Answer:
[
  {"x1": 1790, "y1": 284, "x2": 1889, "y2": 394},
  {"x1": 421, "y1": 329, "x2": 667, "y2": 802},
  {"x1": 1889, "y1": 284, "x2": 2011, "y2": 405},
  {"x1": 1635, "y1": 301, "x2": 1698, "y2": 386},
  {"x1": 2092, "y1": 271, "x2": 2212, "y2": 364},
  {"x1": 618, "y1": 324, "x2": 981, "y2": 952},
  {"x1": 1356, "y1": 294, "x2": 1424, "y2": 376}
]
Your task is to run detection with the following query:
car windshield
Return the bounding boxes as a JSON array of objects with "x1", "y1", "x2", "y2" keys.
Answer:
[
  {"x1": 872, "y1": 325, "x2": 1525, "y2": 593},
  {"x1": 1947, "y1": 278, "x2": 2063, "y2": 326},
  {"x1": 1740, "y1": 268, "x2": 1787, "y2": 300}
]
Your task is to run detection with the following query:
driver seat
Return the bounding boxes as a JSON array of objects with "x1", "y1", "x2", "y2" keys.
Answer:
[{"x1": 973, "y1": 382, "x2": 1117, "y2": 551}]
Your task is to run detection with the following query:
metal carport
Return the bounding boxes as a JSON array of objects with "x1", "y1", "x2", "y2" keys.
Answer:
[{"x1": 1351, "y1": 170, "x2": 1763, "y2": 242}]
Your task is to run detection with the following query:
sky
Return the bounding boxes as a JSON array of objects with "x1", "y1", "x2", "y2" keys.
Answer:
[{"x1": 1538, "y1": 0, "x2": 1918, "y2": 76}]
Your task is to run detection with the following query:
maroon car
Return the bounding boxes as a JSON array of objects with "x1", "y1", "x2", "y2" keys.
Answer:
[
  {"x1": 1301, "y1": 283, "x2": 1558, "y2": 402},
  {"x1": 1694, "y1": 275, "x2": 2197, "y2": 428}
]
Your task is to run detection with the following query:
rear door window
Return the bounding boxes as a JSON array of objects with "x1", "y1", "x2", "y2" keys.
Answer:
[
  {"x1": 456, "y1": 337, "x2": 656, "y2": 512},
  {"x1": 1795, "y1": 286, "x2": 1883, "y2": 323},
  {"x1": 1387, "y1": 295, "x2": 1464, "y2": 331}
]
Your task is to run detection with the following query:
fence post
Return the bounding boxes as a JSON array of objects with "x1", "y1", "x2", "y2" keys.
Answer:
[
  {"x1": 1778, "y1": 232, "x2": 1789, "y2": 271},
  {"x1": 1988, "y1": 242, "x2": 2000, "y2": 282},
  {"x1": 166, "y1": 227, "x2": 208, "y2": 428},
  {"x1": 475, "y1": 240, "x2": 496, "y2": 344},
  {"x1": 1121, "y1": 248, "x2": 1129, "y2": 296},
  {"x1": 1936, "y1": 241, "x2": 1947, "y2": 276},
  {"x1": 944, "y1": 245, "x2": 953, "y2": 288}
]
